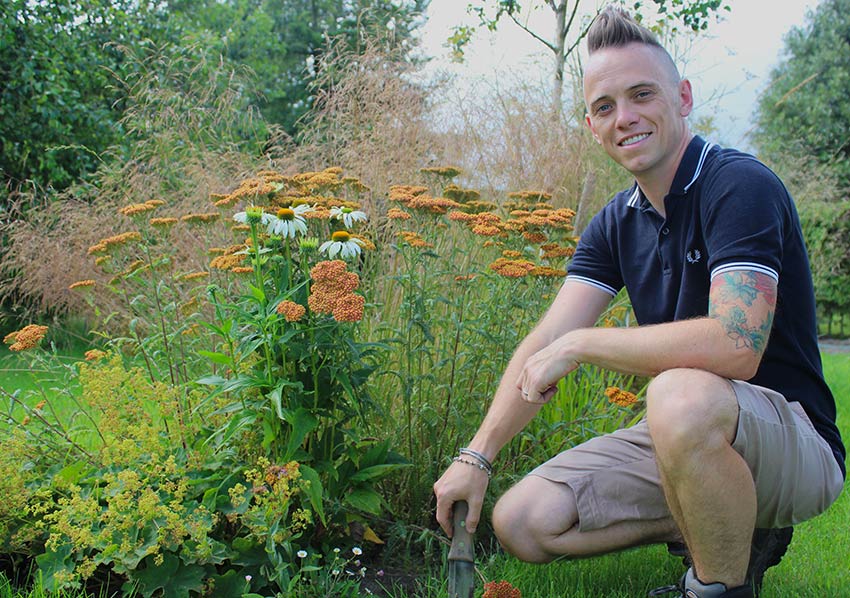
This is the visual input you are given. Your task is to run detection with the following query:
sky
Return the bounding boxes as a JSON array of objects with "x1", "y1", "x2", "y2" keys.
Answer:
[{"x1": 417, "y1": 0, "x2": 821, "y2": 150}]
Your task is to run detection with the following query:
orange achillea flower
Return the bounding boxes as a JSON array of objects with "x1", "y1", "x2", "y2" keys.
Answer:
[
  {"x1": 308, "y1": 260, "x2": 365, "y2": 322},
  {"x1": 605, "y1": 386, "x2": 639, "y2": 407},
  {"x1": 276, "y1": 300, "x2": 306, "y2": 322},
  {"x1": 407, "y1": 195, "x2": 462, "y2": 214},
  {"x1": 210, "y1": 254, "x2": 246, "y2": 270},
  {"x1": 94, "y1": 256, "x2": 111, "y2": 266},
  {"x1": 530, "y1": 266, "x2": 567, "y2": 277},
  {"x1": 443, "y1": 183, "x2": 481, "y2": 203},
  {"x1": 397, "y1": 230, "x2": 433, "y2": 248},
  {"x1": 352, "y1": 234, "x2": 376, "y2": 251},
  {"x1": 489, "y1": 258, "x2": 536, "y2": 278},
  {"x1": 4, "y1": 324, "x2": 49, "y2": 352},
  {"x1": 507, "y1": 190, "x2": 552, "y2": 203},
  {"x1": 181, "y1": 271, "x2": 210, "y2": 281},
  {"x1": 119, "y1": 199, "x2": 163, "y2": 217},
  {"x1": 387, "y1": 208, "x2": 412, "y2": 220},
  {"x1": 181, "y1": 212, "x2": 220, "y2": 224},
  {"x1": 482, "y1": 580, "x2": 522, "y2": 598},
  {"x1": 420, "y1": 166, "x2": 462, "y2": 178},
  {"x1": 472, "y1": 224, "x2": 501, "y2": 237},
  {"x1": 541, "y1": 244, "x2": 576, "y2": 259},
  {"x1": 150, "y1": 217, "x2": 178, "y2": 227},
  {"x1": 388, "y1": 184, "x2": 428, "y2": 204},
  {"x1": 231, "y1": 266, "x2": 253, "y2": 274},
  {"x1": 69, "y1": 279, "x2": 95, "y2": 290},
  {"x1": 87, "y1": 231, "x2": 142, "y2": 255},
  {"x1": 84, "y1": 349, "x2": 107, "y2": 361},
  {"x1": 502, "y1": 250, "x2": 523, "y2": 258},
  {"x1": 448, "y1": 210, "x2": 475, "y2": 222},
  {"x1": 522, "y1": 231, "x2": 548, "y2": 244},
  {"x1": 455, "y1": 274, "x2": 476, "y2": 282}
]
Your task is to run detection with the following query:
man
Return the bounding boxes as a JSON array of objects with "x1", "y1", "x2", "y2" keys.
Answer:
[{"x1": 433, "y1": 7, "x2": 845, "y2": 598}]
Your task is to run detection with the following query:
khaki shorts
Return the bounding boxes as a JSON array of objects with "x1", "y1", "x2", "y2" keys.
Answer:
[{"x1": 529, "y1": 380, "x2": 844, "y2": 531}]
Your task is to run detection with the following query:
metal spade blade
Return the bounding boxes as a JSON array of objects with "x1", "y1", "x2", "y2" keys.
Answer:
[{"x1": 447, "y1": 500, "x2": 475, "y2": 598}]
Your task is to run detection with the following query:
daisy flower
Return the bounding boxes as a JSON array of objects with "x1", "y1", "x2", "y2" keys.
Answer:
[
  {"x1": 319, "y1": 230, "x2": 364, "y2": 260},
  {"x1": 234, "y1": 206, "x2": 273, "y2": 227},
  {"x1": 268, "y1": 205, "x2": 312, "y2": 238},
  {"x1": 329, "y1": 206, "x2": 368, "y2": 228}
]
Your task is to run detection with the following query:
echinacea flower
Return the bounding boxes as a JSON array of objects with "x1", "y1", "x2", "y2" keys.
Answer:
[
  {"x1": 234, "y1": 207, "x2": 273, "y2": 227},
  {"x1": 329, "y1": 206, "x2": 368, "y2": 228},
  {"x1": 268, "y1": 205, "x2": 311, "y2": 238},
  {"x1": 319, "y1": 230, "x2": 364, "y2": 260}
]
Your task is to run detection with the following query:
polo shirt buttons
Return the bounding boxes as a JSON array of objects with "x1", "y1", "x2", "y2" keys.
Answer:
[{"x1": 661, "y1": 227, "x2": 670, "y2": 235}]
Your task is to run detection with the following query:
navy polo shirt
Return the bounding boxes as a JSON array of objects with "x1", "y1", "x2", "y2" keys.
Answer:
[{"x1": 568, "y1": 136, "x2": 845, "y2": 477}]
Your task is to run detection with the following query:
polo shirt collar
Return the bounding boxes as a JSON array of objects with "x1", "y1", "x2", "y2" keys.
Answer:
[{"x1": 626, "y1": 136, "x2": 716, "y2": 209}]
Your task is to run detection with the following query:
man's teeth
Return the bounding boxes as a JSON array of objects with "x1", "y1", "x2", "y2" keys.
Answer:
[{"x1": 621, "y1": 133, "x2": 650, "y2": 146}]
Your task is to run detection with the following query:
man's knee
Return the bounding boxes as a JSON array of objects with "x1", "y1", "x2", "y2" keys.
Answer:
[
  {"x1": 646, "y1": 368, "x2": 739, "y2": 457},
  {"x1": 492, "y1": 477, "x2": 577, "y2": 563}
]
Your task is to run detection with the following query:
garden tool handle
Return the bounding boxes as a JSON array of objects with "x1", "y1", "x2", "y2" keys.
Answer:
[{"x1": 448, "y1": 500, "x2": 475, "y2": 563}]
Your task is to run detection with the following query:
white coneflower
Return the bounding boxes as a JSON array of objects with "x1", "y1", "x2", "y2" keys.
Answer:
[
  {"x1": 268, "y1": 205, "x2": 312, "y2": 238},
  {"x1": 319, "y1": 230, "x2": 364, "y2": 260},
  {"x1": 234, "y1": 206, "x2": 273, "y2": 226},
  {"x1": 329, "y1": 206, "x2": 368, "y2": 228}
]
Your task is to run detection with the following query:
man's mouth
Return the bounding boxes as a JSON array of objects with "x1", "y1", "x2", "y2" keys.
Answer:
[{"x1": 619, "y1": 133, "x2": 651, "y2": 147}]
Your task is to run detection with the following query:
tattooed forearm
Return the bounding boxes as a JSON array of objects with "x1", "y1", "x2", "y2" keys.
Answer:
[{"x1": 709, "y1": 271, "x2": 777, "y2": 354}]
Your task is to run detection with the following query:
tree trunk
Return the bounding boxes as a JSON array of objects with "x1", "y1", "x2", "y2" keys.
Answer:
[{"x1": 551, "y1": 1, "x2": 567, "y2": 121}]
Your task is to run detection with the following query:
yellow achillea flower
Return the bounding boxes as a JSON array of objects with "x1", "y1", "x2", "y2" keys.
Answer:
[
  {"x1": 443, "y1": 183, "x2": 480, "y2": 203},
  {"x1": 489, "y1": 258, "x2": 536, "y2": 278},
  {"x1": 4, "y1": 324, "x2": 49, "y2": 352},
  {"x1": 209, "y1": 254, "x2": 246, "y2": 270},
  {"x1": 181, "y1": 213, "x2": 220, "y2": 224},
  {"x1": 95, "y1": 255, "x2": 111, "y2": 266},
  {"x1": 87, "y1": 231, "x2": 142, "y2": 255},
  {"x1": 276, "y1": 300, "x2": 306, "y2": 322},
  {"x1": 84, "y1": 349, "x2": 107, "y2": 361},
  {"x1": 502, "y1": 250, "x2": 523, "y2": 258},
  {"x1": 119, "y1": 199, "x2": 163, "y2": 217},
  {"x1": 387, "y1": 208, "x2": 412, "y2": 220},
  {"x1": 180, "y1": 271, "x2": 209, "y2": 281},
  {"x1": 150, "y1": 217, "x2": 178, "y2": 228},
  {"x1": 605, "y1": 386, "x2": 639, "y2": 407},
  {"x1": 68, "y1": 280, "x2": 95, "y2": 290},
  {"x1": 231, "y1": 266, "x2": 253, "y2": 274}
]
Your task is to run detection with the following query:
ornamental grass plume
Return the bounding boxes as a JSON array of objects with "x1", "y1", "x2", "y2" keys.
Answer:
[
  {"x1": 605, "y1": 386, "x2": 639, "y2": 408},
  {"x1": 482, "y1": 580, "x2": 522, "y2": 598},
  {"x1": 4, "y1": 324, "x2": 49, "y2": 352}
]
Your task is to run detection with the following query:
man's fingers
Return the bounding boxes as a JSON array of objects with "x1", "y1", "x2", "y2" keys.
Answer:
[
  {"x1": 465, "y1": 496, "x2": 483, "y2": 534},
  {"x1": 434, "y1": 491, "x2": 453, "y2": 537}
]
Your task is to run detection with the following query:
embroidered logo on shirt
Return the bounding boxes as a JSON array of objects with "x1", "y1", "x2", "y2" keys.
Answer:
[{"x1": 686, "y1": 249, "x2": 702, "y2": 264}]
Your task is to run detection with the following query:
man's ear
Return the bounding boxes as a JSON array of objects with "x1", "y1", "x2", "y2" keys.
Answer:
[
  {"x1": 679, "y1": 79, "x2": 694, "y2": 117},
  {"x1": 585, "y1": 114, "x2": 602, "y2": 144}
]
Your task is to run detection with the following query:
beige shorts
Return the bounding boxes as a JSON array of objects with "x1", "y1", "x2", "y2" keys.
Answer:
[{"x1": 529, "y1": 380, "x2": 844, "y2": 531}]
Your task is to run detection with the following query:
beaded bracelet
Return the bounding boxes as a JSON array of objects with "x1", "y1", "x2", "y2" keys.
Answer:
[
  {"x1": 452, "y1": 456, "x2": 492, "y2": 478},
  {"x1": 459, "y1": 448, "x2": 493, "y2": 472}
]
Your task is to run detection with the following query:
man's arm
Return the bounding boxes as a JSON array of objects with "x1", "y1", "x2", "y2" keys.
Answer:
[
  {"x1": 433, "y1": 279, "x2": 613, "y2": 536},
  {"x1": 517, "y1": 270, "x2": 777, "y2": 403}
]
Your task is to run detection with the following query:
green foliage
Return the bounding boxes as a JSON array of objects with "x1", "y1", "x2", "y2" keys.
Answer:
[
  {"x1": 754, "y1": 0, "x2": 850, "y2": 186},
  {"x1": 797, "y1": 201, "x2": 850, "y2": 332}
]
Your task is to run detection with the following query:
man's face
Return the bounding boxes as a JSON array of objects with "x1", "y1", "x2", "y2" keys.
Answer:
[{"x1": 583, "y1": 43, "x2": 693, "y2": 181}]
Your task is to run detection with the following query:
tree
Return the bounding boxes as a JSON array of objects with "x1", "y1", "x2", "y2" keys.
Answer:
[
  {"x1": 754, "y1": 0, "x2": 850, "y2": 187},
  {"x1": 448, "y1": 0, "x2": 729, "y2": 117}
]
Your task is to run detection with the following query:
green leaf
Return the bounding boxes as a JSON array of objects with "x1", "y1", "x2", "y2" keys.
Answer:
[
  {"x1": 196, "y1": 350, "x2": 233, "y2": 365},
  {"x1": 281, "y1": 407, "x2": 318, "y2": 459},
  {"x1": 299, "y1": 465, "x2": 325, "y2": 524},
  {"x1": 349, "y1": 463, "x2": 409, "y2": 483},
  {"x1": 35, "y1": 543, "x2": 74, "y2": 592},
  {"x1": 345, "y1": 487, "x2": 383, "y2": 515},
  {"x1": 130, "y1": 553, "x2": 206, "y2": 598}
]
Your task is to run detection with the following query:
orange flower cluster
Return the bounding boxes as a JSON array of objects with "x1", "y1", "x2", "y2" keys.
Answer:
[
  {"x1": 308, "y1": 260, "x2": 365, "y2": 322},
  {"x1": 84, "y1": 349, "x2": 107, "y2": 361},
  {"x1": 443, "y1": 183, "x2": 481, "y2": 203},
  {"x1": 87, "y1": 231, "x2": 142, "y2": 255},
  {"x1": 407, "y1": 195, "x2": 462, "y2": 214},
  {"x1": 213, "y1": 176, "x2": 279, "y2": 207},
  {"x1": 482, "y1": 580, "x2": 522, "y2": 598},
  {"x1": 530, "y1": 266, "x2": 567, "y2": 278},
  {"x1": 181, "y1": 212, "x2": 220, "y2": 224},
  {"x1": 387, "y1": 208, "x2": 412, "y2": 220},
  {"x1": 231, "y1": 266, "x2": 253, "y2": 274},
  {"x1": 507, "y1": 190, "x2": 552, "y2": 203},
  {"x1": 150, "y1": 217, "x2": 178, "y2": 228},
  {"x1": 396, "y1": 231, "x2": 433, "y2": 248},
  {"x1": 209, "y1": 251, "x2": 247, "y2": 271},
  {"x1": 181, "y1": 271, "x2": 209, "y2": 281},
  {"x1": 489, "y1": 258, "x2": 536, "y2": 278},
  {"x1": 276, "y1": 300, "x2": 306, "y2": 322},
  {"x1": 389, "y1": 185, "x2": 428, "y2": 203},
  {"x1": 605, "y1": 386, "x2": 639, "y2": 407},
  {"x1": 420, "y1": 166, "x2": 462, "y2": 178},
  {"x1": 541, "y1": 243, "x2": 576, "y2": 259},
  {"x1": 68, "y1": 279, "x2": 95, "y2": 290},
  {"x1": 4, "y1": 324, "x2": 49, "y2": 352},
  {"x1": 119, "y1": 199, "x2": 162, "y2": 217}
]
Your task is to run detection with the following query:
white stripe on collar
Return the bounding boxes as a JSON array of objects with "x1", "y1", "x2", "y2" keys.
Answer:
[
  {"x1": 683, "y1": 141, "x2": 716, "y2": 192},
  {"x1": 626, "y1": 186, "x2": 641, "y2": 208}
]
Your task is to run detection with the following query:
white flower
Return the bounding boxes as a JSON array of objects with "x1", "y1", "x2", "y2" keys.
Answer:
[
  {"x1": 234, "y1": 207, "x2": 273, "y2": 226},
  {"x1": 333, "y1": 547, "x2": 341, "y2": 554},
  {"x1": 330, "y1": 206, "x2": 368, "y2": 228},
  {"x1": 352, "y1": 546, "x2": 363, "y2": 556},
  {"x1": 268, "y1": 205, "x2": 312, "y2": 238},
  {"x1": 297, "y1": 550, "x2": 308, "y2": 558},
  {"x1": 319, "y1": 231, "x2": 364, "y2": 260}
]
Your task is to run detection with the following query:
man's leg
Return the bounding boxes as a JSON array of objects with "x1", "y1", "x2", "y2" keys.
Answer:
[
  {"x1": 491, "y1": 475, "x2": 679, "y2": 563},
  {"x1": 647, "y1": 368, "x2": 756, "y2": 588}
]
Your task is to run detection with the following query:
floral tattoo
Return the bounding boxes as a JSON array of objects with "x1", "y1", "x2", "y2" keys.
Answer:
[{"x1": 709, "y1": 271, "x2": 777, "y2": 353}]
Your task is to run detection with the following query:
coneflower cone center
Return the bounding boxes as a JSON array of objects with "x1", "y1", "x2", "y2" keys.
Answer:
[
  {"x1": 331, "y1": 231, "x2": 351, "y2": 242},
  {"x1": 277, "y1": 208, "x2": 295, "y2": 220}
]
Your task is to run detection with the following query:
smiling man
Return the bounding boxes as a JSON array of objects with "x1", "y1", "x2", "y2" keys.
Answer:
[{"x1": 433, "y1": 6, "x2": 845, "y2": 598}]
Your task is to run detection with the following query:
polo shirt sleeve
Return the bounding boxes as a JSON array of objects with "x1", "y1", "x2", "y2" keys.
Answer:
[
  {"x1": 566, "y1": 205, "x2": 624, "y2": 297},
  {"x1": 701, "y1": 158, "x2": 787, "y2": 283}
]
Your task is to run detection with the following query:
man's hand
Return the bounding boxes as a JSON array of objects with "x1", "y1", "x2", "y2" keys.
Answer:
[
  {"x1": 433, "y1": 461, "x2": 490, "y2": 536},
  {"x1": 515, "y1": 332, "x2": 581, "y2": 404}
]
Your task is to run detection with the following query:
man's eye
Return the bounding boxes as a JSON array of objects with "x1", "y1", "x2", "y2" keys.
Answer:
[{"x1": 596, "y1": 103, "x2": 612, "y2": 114}]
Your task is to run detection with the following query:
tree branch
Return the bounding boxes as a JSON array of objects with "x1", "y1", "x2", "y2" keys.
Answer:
[{"x1": 508, "y1": 11, "x2": 557, "y2": 53}]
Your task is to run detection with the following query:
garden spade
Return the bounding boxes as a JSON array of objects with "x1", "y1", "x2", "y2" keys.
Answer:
[{"x1": 447, "y1": 500, "x2": 475, "y2": 598}]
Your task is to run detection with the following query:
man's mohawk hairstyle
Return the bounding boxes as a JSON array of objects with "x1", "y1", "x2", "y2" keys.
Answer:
[{"x1": 587, "y1": 5, "x2": 663, "y2": 54}]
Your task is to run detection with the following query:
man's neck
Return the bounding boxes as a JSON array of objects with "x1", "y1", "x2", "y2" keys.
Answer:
[{"x1": 634, "y1": 133, "x2": 694, "y2": 218}]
